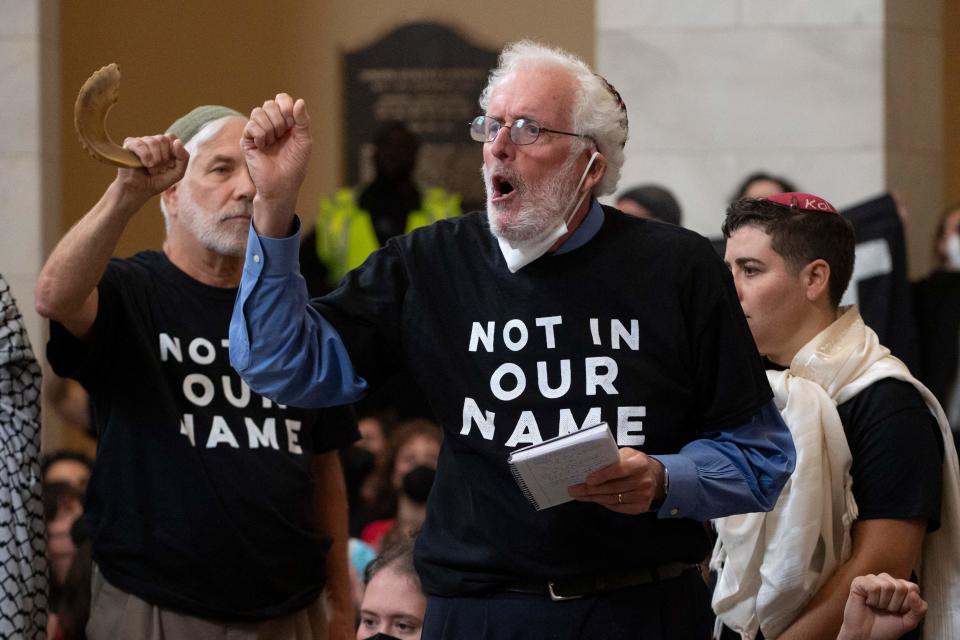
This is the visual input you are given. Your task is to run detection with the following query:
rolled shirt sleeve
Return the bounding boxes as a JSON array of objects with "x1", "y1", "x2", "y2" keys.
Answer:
[
  {"x1": 653, "y1": 400, "x2": 796, "y2": 521},
  {"x1": 229, "y1": 218, "x2": 368, "y2": 408}
]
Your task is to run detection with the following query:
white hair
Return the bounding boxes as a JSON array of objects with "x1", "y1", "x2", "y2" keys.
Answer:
[
  {"x1": 159, "y1": 115, "x2": 245, "y2": 230},
  {"x1": 478, "y1": 40, "x2": 628, "y2": 196}
]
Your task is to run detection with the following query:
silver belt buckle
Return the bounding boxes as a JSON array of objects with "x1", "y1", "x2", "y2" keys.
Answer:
[{"x1": 547, "y1": 580, "x2": 583, "y2": 601}]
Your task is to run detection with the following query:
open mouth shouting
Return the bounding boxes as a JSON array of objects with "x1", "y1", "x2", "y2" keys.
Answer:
[
  {"x1": 487, "y1": 168, "x2": 524, "y2": 208},
  {"x1": 492, "y1": 173, "x2": 517, "y2": 203}
]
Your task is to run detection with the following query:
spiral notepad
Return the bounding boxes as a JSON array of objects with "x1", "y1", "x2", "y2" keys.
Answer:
[{"x1": 507, "y1": 422, "x2": 619, "y2": 510}]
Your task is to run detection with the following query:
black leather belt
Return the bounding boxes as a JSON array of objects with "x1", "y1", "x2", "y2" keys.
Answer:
[{"x1": 501, "y1": 562, "x2": 697, "y2": 601}]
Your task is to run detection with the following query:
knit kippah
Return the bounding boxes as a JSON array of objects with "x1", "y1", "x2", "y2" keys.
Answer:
[{"x1": 165, "y1": 105, "x2": 244, "y2": 145}]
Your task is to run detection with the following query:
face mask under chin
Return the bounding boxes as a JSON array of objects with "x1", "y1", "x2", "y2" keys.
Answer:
[{"x1": 495, "y1": 151, "x2": 600, "y2": 273}]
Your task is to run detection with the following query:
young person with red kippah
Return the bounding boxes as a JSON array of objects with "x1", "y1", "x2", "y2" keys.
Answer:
[{"x1": 713, "y1": 193, "x2": 960, "y2": 640}]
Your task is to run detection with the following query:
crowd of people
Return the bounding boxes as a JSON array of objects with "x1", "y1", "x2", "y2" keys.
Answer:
[{"x1": 0, "y1": 38, "x2": 958, "y2": 640}]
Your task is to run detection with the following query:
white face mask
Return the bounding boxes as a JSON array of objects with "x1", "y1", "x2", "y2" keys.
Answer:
[
  {"x1": 947, "y1": 233, "x2": 960, "y2": 271},
  {"x1": 497, "y1": 151, "x2": 599, "y2": 273}
]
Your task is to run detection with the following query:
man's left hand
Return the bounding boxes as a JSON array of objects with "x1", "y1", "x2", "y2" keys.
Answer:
[{"x1": 568, "y1": 448, "x2": 665, "y2": 515}]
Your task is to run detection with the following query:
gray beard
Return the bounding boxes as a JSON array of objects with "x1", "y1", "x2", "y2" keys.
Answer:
[
  {"x1": 176, "y1": 194, "x2": 251, "y2": 258},
  {"x1": 483, "y1": 152, "x2": 582, "y2": 244}
]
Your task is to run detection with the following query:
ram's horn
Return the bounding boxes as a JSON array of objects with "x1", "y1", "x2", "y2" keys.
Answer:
[{"x1": 74, "y1": 63, "x2": 142, "y2": 168}]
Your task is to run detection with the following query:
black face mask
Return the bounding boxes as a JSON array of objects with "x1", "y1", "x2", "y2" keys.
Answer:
[
  {"x1": 401, "y1": 465, "x2": 436, "y2": 504},
  {"x1": 363, "y1": 634, "x2": 403, "y2": 640}
]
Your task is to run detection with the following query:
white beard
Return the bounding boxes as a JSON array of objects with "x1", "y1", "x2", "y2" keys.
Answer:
[
  {"x1": 483, "y1": 151, "x2": 582, "y2": 244},
  {"x1": 176, "y1": 187, "x2": 251, "y2": 258}
]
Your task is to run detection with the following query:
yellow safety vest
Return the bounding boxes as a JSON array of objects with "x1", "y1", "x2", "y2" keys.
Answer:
[{"x1": 316, "y1": 186, "x2": 461, "y2": 284}]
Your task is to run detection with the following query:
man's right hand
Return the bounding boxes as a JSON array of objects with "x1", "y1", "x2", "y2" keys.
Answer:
[
  {"x1": 116, "y1": 134, "x2": 189, "y2": 205},
  {"x1": 35, "y1": 133, "x2": 187, "y2": 337},
  {"x1": 241, "y1": 93, "x2": 312, "y2": 237}
]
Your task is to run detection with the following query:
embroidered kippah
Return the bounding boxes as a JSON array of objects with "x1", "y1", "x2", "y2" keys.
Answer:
[
  {"x1": 764, "y1": 192, "x2": 838, "y2": 214},
  {"x1": 594, "y1": 74, "x2": 628, "y2": 147}
]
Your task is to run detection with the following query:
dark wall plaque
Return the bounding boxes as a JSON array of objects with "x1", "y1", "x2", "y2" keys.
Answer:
[{"x1": 345, "y1": 22, "x2": 499, "y2": 212}]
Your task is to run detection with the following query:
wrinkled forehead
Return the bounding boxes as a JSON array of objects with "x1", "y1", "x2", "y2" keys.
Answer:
[
  {"x1": 187, "y1": 116, "x2": 247, "y2": 161},
  {"x1": 180, "y1": 118, "x2": 247, "y2": 182},
  {"x1": 487, "y1": 65, "x2": 577, "y2": 126}
]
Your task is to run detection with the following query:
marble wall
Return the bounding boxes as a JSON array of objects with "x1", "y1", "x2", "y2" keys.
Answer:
[
  {"x1": 0, "y1": 1, "x2": 946, "y2": 387},
  {"x1": 597, "y1": 0, "x2": 943, "y2": 275},
  {"x1": 885, "y1": 1, "x2": 944, "y2": 275},
  {"x1": 0, "y1": 0, "x2": 59, "y2": 348}
]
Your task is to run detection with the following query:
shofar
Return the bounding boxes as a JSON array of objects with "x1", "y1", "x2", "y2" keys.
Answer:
[{"x1": 74, "y1": 63, "x2": 142, "y2": 168}]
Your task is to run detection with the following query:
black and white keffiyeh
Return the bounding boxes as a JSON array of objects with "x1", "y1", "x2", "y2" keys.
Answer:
[{"x1": 0, "y1": 275, "x2": 46, "y2": 637}]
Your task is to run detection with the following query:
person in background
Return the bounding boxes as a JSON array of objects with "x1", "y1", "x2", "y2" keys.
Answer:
[
  {"x1": 43, "y1": 372, "x2": 94, "y2": 440},
  {"x1": 43, "y1": 470, "x2": 85, "y2": 624},
  {"x1": 307, "y1": 122, "x2": 455, "y2": 424},
  {"x1": 42, "y1": 451, "x2": 93, "y2": 494},
  {"x1": 303, "y1": 121, "x2": 462, "y2": 293},
  {"x1": 358, "y1": 415, "x2": 388, "y2": 463},
  {"x1": 361, "y1": 420, "x2": 441, "y2": 550},
  {"x1": 42, "y1": 451, "x2": 93, "y2": 639},
  {"x1": 357, "y1": 537, "x2": 426, "y2": 640},
  {"x1": 355, "y1": 414, "x2": 389, "y2": 520},
  {"x1": 914, "y1": 202, "x2": 960, "y2": 452},
  {"x1": 732, "y1": 171, "x2": 798, "y2": 201},
  {"x1": 0, "y1": 274, "x2": 46, "y2": 638},
  {"x1": 615, "y1": 183, "x2": 683, "y2": 226},
  {"x1": 44, "y1": 478, "x2": 89, "y2": 640},
  {"x1": 49, "y1": 536, "x2": 93, "y2": 640},
  {"x1": 711, "y1": 171, "x2": 800, "y2": 256}
]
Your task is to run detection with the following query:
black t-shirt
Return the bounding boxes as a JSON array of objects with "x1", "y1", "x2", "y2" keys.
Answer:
[
  {"x1": 837, "y1": 379, "x2": 943, "y2": 530},
  {"x1": 765, "y1": 360, "x2": 943, "y2": 530},
  {"x1": 914, "y1": 271, "x2": 960, "y2": 406},
  {"x1": 47, "y1": 251, "x2": 357, "y2": 621},
  {"x1": 914, "y1": 270, "x2": 960, "y2": 455},
  {"x1": 315, "y1": 207, "x2": 772, "y2": 595},
  {"x1": 722, "y1": 367, "x2": 943, "y2": 640}
]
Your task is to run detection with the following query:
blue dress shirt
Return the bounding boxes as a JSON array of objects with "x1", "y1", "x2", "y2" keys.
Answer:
[{"x1": 230, "y1": 201, "x2": 796, "y2": 521}]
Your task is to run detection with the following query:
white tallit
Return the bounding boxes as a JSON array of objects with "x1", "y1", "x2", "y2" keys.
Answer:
[{"x1": 711, "y1": 307, "x2": 960, "y2": 639}]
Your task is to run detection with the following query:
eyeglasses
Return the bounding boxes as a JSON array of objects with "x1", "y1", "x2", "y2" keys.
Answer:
[{"x1": 468, "y1": 115, "x2": 594, "y2": 146}]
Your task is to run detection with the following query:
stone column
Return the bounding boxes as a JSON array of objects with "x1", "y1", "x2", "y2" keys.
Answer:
[
  {"x1": 598, "y1": 0, "x2": 943, "y2": 275},
  {"x1": 0, "y1": 0, "x2": 60, "y2": 349},
  {"x1": 0, "y1": 0, "x2": 70, "y2": 451}
]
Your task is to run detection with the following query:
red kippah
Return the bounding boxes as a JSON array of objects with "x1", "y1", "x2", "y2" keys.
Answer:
[{"x1": 764, "y1": 192, "x2": 838, "y2": 214}]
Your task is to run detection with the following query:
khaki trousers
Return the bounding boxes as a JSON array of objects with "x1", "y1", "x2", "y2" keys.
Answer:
[{"x1": 87, "y1": 565, "x2": 327, "y2": 640}]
